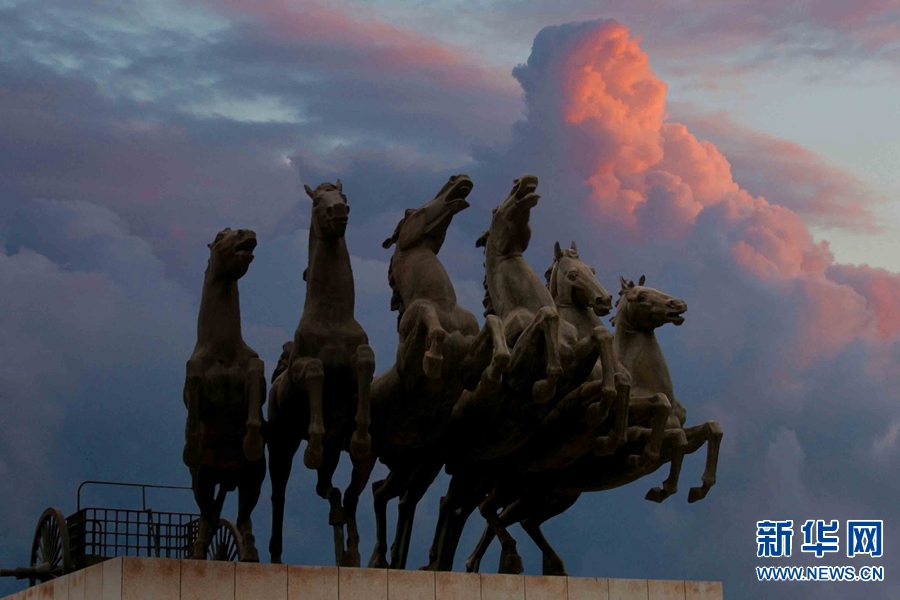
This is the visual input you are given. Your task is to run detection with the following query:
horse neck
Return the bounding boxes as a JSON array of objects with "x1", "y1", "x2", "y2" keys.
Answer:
[
  {"x1": 558, "y1": 302, "x2": 601, "y2": 339},
  {"x1": 396, "y1": 247, "x2": 457, "y2": 304},
  {"x1": 304, "y1": 230, "x2": 355, "y2": 320},
  {"x1": 196, "y1": 271, "x2": 244, "y2": 358},
  {"x1": 485, "y1": 248, "x2": 552, "y2": 315},
  {"x1": 614, "y1": 313, "x2": 672, "y2": 390}
]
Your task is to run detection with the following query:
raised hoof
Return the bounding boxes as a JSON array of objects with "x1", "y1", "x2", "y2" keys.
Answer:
[
  {"x1": 542, "y1": 555, "x2": 568, "y2": 577},
  {"x1": 350, "y1": 430, "x2": 371, "y2": 460},
  {"x1": 586, "y1": 402, "x2": 610, "y2": 428},
  {"x1": 645, "y1": 487, "x2": 669, "y2": 503},
  {"x1": 532, "y1": 379, "x2": 557, "y2": 404},
  {"x1": 242, "y1": 426, "x2": 264, "y2": 462},
  {"x1": 499, "y1": 550, "x2": 524, "y2": 575},
  {"x1": 423, "y1": 352, "x2": 443, "y2": 379},
  {"x1": 688, "y1": 486, "x2": 708, "y2": 503},
  {"x1": 304, "y1": 443, "x2": 324, "y2": 470},
  {"x1": 182, "y1": 437, "x2": 202, "y2": 468}
]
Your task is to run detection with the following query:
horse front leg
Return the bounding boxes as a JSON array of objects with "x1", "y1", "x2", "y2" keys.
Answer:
[
  {"x1": 624, "y1": 393, "x2": 671, "y2": 468},
  {"x1": 350, "y1": 344, "x2": 375, "y2": 459},
  {"x1": 593, "y1": 371, "x2": 631, "y2": 455},
  {"x1": 463, "y1": 314, "x2": 511, "y2": 388},
  {"x1": 291, "y1": 357, "x2": 326, "y2": 469},
  {"x1": 243, "y1": 357, "x2": 266, "y2": 462},
  {"x1": 645, "y1": 429, "x2": 688, "y2": 503},
  {"x1": 417, "y1": 304, "x2": 447, "y2": 379},
  {"x1": 508, "y1": 307, "x2": 560, "y2": 404},
  {"x1": 684, "y1": 421, "x2": 723, "y2": 503}
]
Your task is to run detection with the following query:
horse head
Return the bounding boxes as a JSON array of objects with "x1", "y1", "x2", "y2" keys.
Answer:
[
  {"x1": 476, "y1": 174, "x2": 541, "y2": 256},
  {"x1": 382, "y1": 174, "x2": 473, "y2": 254},
  {"x1": 206, "y1": 227, "x2": 257, "y2": 281},
  {"x1": 545, "y1": 240, "x2": 613, "y2": 316},
  {"x1": 612, "y1": 275, "x2": 687, "y2": 331},
  {"x1": 305, "y1": 179, "x2": 350, "y2": 241}
]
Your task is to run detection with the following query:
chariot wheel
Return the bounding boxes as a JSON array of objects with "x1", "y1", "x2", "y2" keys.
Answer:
[
  {"x1": 207, "y1": 519, "x2": 245, "y2": 562},
  {"x1": 29, "y1": 508, "x2": 73, "y2": 587}
]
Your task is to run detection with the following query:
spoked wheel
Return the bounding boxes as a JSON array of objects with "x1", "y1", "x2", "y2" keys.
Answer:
[
  {"x1": 207, "y1": 519, "x2": 245, "y2": 562},
  {"x1": 29, "y1": 508, "x2": 73, "y2": 587}
]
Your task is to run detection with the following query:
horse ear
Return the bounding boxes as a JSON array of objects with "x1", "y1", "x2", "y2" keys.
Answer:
[
  {"x1": 207, "y1": 243, "x2": 212, "y2": 249},
  {"x1": 304, "y1": 184, "x2": 315, "y2": 199},
  {"x1": 590, "y1": 267, "x2": 596, "y2": 274},
  {"x1": 382, "y1": 238, "x2": 394, "y2": 249},
  {"x1": 570, "y1": 239, "x2": 577, "y2": 252},
  {"x1": 639, "y1": 275, "x2": 646, "y2": 286},
  {"x1": 619, "y1": 276, "x2": 629, "y2": 289},
  {"x1": 554, "y1": 241, "x2": 563, "y2": 260},
  {"x1": 302, "y1": 268, "x2": 307, "y2": 282},
  {"x1": 476, "y1": 231, "x2": 490, "y2": 248},
  {"x1": 335, "y1": 178, "x2": 343, "y2": 192},
  {"x1": 405, "y1": 208, "x2": 415, "y2": 217}
]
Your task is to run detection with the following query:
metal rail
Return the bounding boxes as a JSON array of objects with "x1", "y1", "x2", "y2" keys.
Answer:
[{"x1": 76, "y1": 480, "x2": 192, "y2": 512}]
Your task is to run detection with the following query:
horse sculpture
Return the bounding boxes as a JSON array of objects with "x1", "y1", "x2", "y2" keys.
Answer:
[
  {"x1": 182, "y1": 227, "x2": 266, "y2": 562},
  {"x1": 421, "y1": 176, "x2": 618, "y2": 573},
  {"x1": 366, "y1": 174, "x2": 511, "y2": 570},
  {"x1": 266, "y1": 180, "x2": 376, "y2": 567},
  {"x1": 462, "y1": 275, "x2": 723, "y2": 575}
]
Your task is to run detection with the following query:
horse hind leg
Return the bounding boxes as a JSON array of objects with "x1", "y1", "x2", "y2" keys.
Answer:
[
  {"x1": 520, "y1": 493, "x2": 580, "y2": 576},
  {"x1": 316, "y1": 442, "x2": 346, "y2": 566},
  {"x1": 369, "y1": 474, "x2": 402, "y2": 569},
  {"x1": 267, "y1": 441, "x2": 297, "y2": 564},
  {"x1": 645, "y1": 429, "x2": 688, "y2": 504},
  {"x1": 685, "y1": 421, "x2": 723, "y2": 503},
  {"x1": 190, "y1": 468, "x2": 218, "y2": 559},
  {"x1": 235, "y1": 460, "x2": 266, "y2": 562},
  {"x1": 343, "y1": 450, "x2": 377, "y2": 567},
  {"x1": 479, "y1": 490, "x2": 523, "y2": 575},
  {"x1": 593, "y1": 372, "x2": 631, "y2": 455},
  {"x1": 391, "y1": 458, "x2": 443, "y2": 569}
]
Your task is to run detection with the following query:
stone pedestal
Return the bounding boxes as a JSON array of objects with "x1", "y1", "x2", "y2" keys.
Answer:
[{"x1": 1, "y1": 558, "x2": 723, "y2": 599}]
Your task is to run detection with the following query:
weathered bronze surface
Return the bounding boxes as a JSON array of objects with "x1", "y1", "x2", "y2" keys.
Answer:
[{"x1": 182, "y1": 227, "x2": 266, "y2": 562}]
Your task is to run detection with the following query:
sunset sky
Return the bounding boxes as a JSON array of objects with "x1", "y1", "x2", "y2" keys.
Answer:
[{"x1": 2, "y1": 1, "x2": 900, "y2": 599}]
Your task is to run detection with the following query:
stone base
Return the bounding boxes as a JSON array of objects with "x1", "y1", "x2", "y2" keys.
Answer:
[{"x1": 1, "y1": 558, "x2": 723, "y2": 599}]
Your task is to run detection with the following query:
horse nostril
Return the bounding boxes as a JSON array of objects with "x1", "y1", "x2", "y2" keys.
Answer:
[{"x1": 326, "y1": 206, "x2": 333, "y2": 217}]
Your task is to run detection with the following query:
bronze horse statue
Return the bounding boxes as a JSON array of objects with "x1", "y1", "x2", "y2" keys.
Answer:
[
  {"x1": 182, "y1": 227, "x2": 266, "y2": 562},
  {"x1": 421, "y1": 176, "x2": 618, "y2": 573},
  {"x1": 463, "y1": 275, "x2": 723, "y2": 575},
  {"x1": 366, "y1": 174, "x2": 511, "y2": 570},
  {"x1": 266, "y1": 180, "x2": 376, "y2": 567}
]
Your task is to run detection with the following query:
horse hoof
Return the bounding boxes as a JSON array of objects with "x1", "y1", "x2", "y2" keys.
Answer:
[
  {"x1": 350, "y1": 431, "x2": 371, "y2": 460},
  {"x1": 688, "y1": 486, "x2": 707, "y2": 503},
  {"x1": 499, "y1": 552, "x2": 524, "y2": 575},
  {"x1": 626, "y1": 454, "x2": 643, "y2": 469},
  {"x1": 423, "y1": 352, "x2": 443, "y2": 379},
  {"x1": 304, "y1": 444, "x2": 324, "y2": 469},
  {"x1": 241, "y1": 546, "x2": 260, "y2": 563},
  {"x1": 593, "y1": 435, "x2": 621, "y2": 456},
  {"x1": 489, "y1": 351, "x2": 511, "y2": 380},
  {"x1": 465, "y1": 558, "x2": 481, "y2": 573},
  {"x1": 542, "y1": 556, "x2": 568, "y2": 577},
  {"x1": 645, "y1": 487, "x2": 668, "y2": 503},
  {"x1": 342, "y1": 549, "x2": 361, "y2": 568},
  {"x1": 368, "y1": 554, "x2": 390, "y2": 569},
  {"x1": 532, "y1": 379, "x2": 556, "y2": 404}
]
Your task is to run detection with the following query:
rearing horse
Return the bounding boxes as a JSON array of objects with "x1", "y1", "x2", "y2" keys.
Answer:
[
  {"x1": 267, "y1": 180, "x2": 376, "y2": 567},
  {"x1": 182, "y1": 227, "x2": 266, "y2": 562},
  {"x1": 367, "y1": 174, "x2": 511, "y2": 570}
]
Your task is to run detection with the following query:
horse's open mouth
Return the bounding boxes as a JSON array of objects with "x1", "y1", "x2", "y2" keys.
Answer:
[
  {"x1": 446, "y1": 178, "x2": 474, "y2": 205},
  {"x1": 666, "y1": 311, "x2": 686, "y2": 325},
  {"x1": 234, "y1": 238, "x2": 257, "y2": 255}
]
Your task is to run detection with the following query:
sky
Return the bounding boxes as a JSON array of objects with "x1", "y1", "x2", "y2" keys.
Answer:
[{"x1": 1, "y1": 1, "x2": 900, "y2": 598}]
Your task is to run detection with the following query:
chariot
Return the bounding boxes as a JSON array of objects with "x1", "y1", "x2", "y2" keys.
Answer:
[{"x1": 0, "y1": 480, "x2": 247, "y2": 587}]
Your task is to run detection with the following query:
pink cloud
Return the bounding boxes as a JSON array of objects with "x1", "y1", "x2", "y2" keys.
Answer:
[{"x1": 522, "y1": 20, "x2": 897, "y2": 363}]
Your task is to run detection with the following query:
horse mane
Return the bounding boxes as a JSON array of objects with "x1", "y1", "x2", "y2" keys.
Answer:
[
  {"x1": 387, "y1": 254, "x2": 406, "y2": 330},
  {"x1": 482, "y1": 267, "x2": 495, "y2": 317}
]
